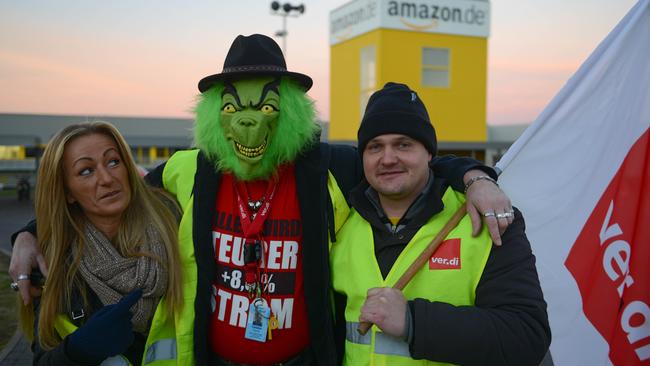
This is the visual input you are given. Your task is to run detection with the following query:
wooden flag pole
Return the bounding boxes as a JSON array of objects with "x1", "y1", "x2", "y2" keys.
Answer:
[{"x1": 357, "y1": 204, "x2": 468, "y2": 335}]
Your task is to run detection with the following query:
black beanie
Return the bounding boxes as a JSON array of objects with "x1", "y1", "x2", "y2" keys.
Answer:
[{"x1": 357, "y1": 82, "x2": 437, "y2": 155}]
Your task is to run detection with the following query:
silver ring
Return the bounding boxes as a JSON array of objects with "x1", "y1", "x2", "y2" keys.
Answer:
[
  {"x1": 496, "y1": 212, "x2": 514, "y2": 219},
  {"x1": 483, "y1": 212, "x2": 496, "y2": 217},
  {"x1": 10, "y1": 282, "x2": 19, "y2": 291},
  {"x1": 16, "y1": 274, "x2": 30, "y2": 281}
]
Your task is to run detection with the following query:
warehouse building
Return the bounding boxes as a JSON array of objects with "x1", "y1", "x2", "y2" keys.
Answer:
[{"x1": 329, "y1": 0, "x2": 493, "y2": 160}]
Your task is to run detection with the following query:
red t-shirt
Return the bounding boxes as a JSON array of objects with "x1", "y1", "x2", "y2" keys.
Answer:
[{"x1": 209, "y1": 165, "x2": 310, "y2": 363}]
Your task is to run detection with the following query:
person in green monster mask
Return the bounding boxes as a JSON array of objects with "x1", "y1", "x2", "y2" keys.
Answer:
[{"x1": 10, "y1": 34, "x2": 513, "y2": 365}]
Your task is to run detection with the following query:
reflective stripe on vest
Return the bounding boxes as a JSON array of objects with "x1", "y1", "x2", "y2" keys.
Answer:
[
  {"x1": 345, "y1": 321, "x2": 370, "y2": 345},
  {"x1": 345, "y1": 321, "x2": 410, "y2": 357},
  {"x1": 374, "y1": 330, "x2": 410, "y2": 357},
  {"x1": 331, "y1": 187, "x2": 492, "y2": 365},
  {"x1": 144, "y1": 339, "x2": 177, "y2": 364}
]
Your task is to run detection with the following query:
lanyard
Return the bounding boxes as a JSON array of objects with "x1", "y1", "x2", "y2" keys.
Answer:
[
  {"x1": 233, "y1": 176, "x2": 279, "y2": 297},
  {"x1": 235, "y1": 178, "x2": 278, "y2": 238}
]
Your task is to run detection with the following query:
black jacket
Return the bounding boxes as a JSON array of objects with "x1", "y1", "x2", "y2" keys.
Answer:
[{"x1": 339, "y1": 175, "x2": 552, "y2": 366}]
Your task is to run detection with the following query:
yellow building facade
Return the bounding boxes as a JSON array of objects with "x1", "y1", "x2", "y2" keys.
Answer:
[{"x1": 329, "y1": 0, "x2": 490, "y2": 147}]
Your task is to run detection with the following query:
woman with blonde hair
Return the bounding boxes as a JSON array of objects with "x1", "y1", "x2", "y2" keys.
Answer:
[{"x1": 21, "y1": 121, "x2": 187, "y2": 365}]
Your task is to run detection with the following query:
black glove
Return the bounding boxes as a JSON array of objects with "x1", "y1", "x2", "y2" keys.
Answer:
[{"x1": 66, "y1": 289, "x2": 142, "y2": 365}]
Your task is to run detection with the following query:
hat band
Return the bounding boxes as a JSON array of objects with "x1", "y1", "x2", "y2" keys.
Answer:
[{"x1": 222, "y1": 64, "x2": 287, "y2": 73}]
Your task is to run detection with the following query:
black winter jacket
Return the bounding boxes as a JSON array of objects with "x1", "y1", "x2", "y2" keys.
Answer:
[{"x1": 339, "y1": 174, "x2": 552, "y2": 365}]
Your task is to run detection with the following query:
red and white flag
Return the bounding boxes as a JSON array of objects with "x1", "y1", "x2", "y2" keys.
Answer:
[{"x1": 496, "y1": 1, "x2": 650, "y2": 364}]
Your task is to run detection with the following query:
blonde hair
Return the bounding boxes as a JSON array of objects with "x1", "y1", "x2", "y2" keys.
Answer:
[{"x1": 20, "y1": 121, "x2": 183, "y2": 349}]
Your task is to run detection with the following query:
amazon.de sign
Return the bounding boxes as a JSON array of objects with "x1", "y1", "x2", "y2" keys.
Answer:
[{"x1": 330, "y1": 0, "x2": 490, "y2": 45}]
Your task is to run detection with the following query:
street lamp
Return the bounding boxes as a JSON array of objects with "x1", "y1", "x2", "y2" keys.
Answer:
[{"x1": 270, "y1": 1, "x2": 305, "y2": 56}]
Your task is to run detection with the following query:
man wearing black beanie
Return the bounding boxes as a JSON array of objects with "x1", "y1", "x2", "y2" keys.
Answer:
[{"x1": 330, "y1": 82, "x2": 551, "y2": 365}]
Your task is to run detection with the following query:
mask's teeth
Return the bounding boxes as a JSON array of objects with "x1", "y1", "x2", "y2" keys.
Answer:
[{"x1": 235, "y1": 139, "x2": 267, "y2": 157}]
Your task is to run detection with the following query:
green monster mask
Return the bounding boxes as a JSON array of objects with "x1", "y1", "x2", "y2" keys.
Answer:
[{"x1": 194, "y1": 77, "x2": 319, "y2": 181}]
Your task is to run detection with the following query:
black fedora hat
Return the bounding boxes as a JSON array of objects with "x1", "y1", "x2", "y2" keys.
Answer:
[{"x1": 198, "y1": 34, "x2": 313, "y2": 93}]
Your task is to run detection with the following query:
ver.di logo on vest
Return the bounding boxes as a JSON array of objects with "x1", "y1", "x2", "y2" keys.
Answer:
[{"x1": 429, "y1": 238, "x2": 461, "y2": 270}]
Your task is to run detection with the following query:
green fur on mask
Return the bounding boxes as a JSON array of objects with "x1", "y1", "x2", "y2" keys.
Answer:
[{"x1": 194, "y1": 77, "x2": 319, "y2": 180}]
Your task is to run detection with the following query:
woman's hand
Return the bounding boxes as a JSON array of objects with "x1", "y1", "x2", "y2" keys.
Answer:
[{"x1": 66, "y1": 290, "x2": 142, "y2": 364}]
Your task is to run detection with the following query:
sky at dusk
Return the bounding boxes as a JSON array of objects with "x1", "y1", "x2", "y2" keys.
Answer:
[{"x1": 0, "y1": 0, "x2": 638, "y2": 125}]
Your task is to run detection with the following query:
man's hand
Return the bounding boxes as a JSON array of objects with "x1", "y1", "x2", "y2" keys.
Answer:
[
  {"x1": 359, "y1": 287, "x2": 407, "y2": 338},
  {"x1": 463, "y1": 170, "x2": 513, "y2": 246},
  {"x1": 9, "y1": 232, "x2": 47, "y2": 305}
]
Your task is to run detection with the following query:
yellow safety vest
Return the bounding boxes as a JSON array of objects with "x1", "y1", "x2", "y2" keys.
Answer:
[{"x1": 331, "y1": 188, "x2": 492, "y2": 366}]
